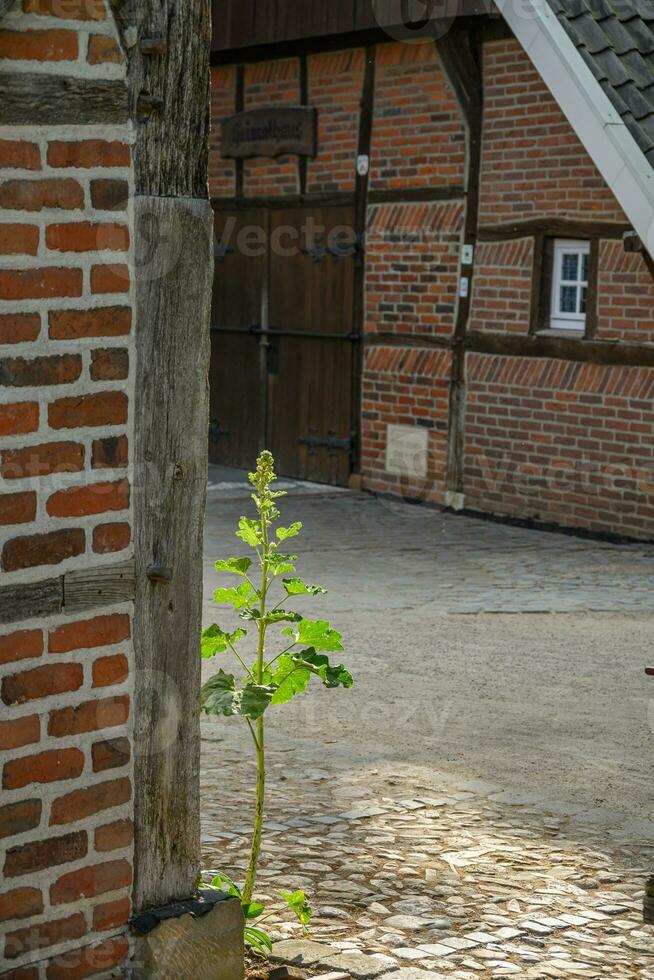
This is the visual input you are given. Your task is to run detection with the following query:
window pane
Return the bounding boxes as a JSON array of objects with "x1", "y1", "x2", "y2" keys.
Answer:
[
  {"x1": 561, "y1": 253, "x2": 579, "y2": 281},
  {"x1": 580, "y1": 286, "x2": 587, "y2": 314},
  {"x1": 560, "y1": 285, "x2": 578, "y2": 313},
  {"x1": 581, "y1": 252, "x2": 589, "y2": 282}
]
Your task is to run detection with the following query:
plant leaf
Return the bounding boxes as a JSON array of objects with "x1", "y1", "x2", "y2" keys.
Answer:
[
  {"x1": 214, "y1": 557, "x2": 252, "y2": 576},
  {"x1": 298, "y1": 648, "x2": 353, "y2": 689},
  {"x1": 244, "y1": 924, "x2": 273, "y2": 956},
  {"x1": 279, "y1": 889, "x2": 312, "y2": 927},
  {"x1": 268, "y1": 552, "x2": 297, "y2": 576},
  {"x1": 276, "y1": 522, "x2": 302, "y2": 541},
  {"x1": 201, "y1": 625, "x2": 246, "y2": 658},
  {"x1": 240, "y1": 607, "x2": 300, "y2": 625},
  {"x1": 213, "y1": 581, "x2": 254, "y2": 609},
  {"x1": 264, "y1": 609, "x2": 302, "y2": 625},
  {"x1": 201, "y1": 672, "x2": 275, "y2": 719},
  {"x1": 239, "y1": 607, "x2": 260, "y2": 621},
  {"x1": 283, "y1": 578, "x2": 326, "y2": 597},
  {"x1": 283, "y1": 618, "x2": 344, "y2": 652},
  {"x1": 210, "y1": 872, "x2": 241, "y2": 898},
  {"x1": 242, "y1": 901, "x2": 265, "y2": 920},
  {"x1": 239, "y1": 682, "x2": 276, "y2": 719},
  {"x1": 270, "y1": 654, "x2": 311, "y2": 705},
  {"x1": 272, "y1": 562, "x2": 296, "y2": 576},
  {"x1": 236, "y1": 516, "x2": 262, "y2": 547},
  {"x1": 201, "y1": 670, "x2": 238, "y2": 716}
]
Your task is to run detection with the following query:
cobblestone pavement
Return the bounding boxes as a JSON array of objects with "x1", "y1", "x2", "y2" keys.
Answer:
[
  {"x1": 205, "y1": 465, "x2": 654, "y2": 615},
  {"x1": 201, "y1": 472, "x2": 654, "y2": 977},
  {"x1": 200, "y1": 732, "x2": 654, "y2": 979}
]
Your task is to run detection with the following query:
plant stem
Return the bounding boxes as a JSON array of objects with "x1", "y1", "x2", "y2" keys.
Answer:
[
  {"x1": 243, "y1": 714, "x2": 265, "y2": 905},
  {"x1": 243, "y1": 494, "x2": 269, "y2": 906},
  {"x1": 264, "y1": 641, "x2": 297, "y2": 671}
]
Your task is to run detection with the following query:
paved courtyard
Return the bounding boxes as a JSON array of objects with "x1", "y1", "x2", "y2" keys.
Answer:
[{"x1": 200, "y1": 469, "x2": 654, "y2": 977}]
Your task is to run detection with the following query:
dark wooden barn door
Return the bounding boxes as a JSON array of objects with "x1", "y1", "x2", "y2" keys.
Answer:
[
  {"x1": 209, "y1": 204, "x2": 357, "y2": 485},
  {"x1": 209, "y1": 208, "x2": 266, "y2": 469},
  {"x1": 267, "y1": 205, "x2": 356, "y2": 485}
]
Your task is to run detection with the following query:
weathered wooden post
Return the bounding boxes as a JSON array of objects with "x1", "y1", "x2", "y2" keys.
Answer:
[{"x1": 112, "y1": 1, "x2": 243, "y2": 974}]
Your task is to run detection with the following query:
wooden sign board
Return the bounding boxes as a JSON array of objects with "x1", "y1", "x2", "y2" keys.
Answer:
[{"x1": 221, "y1": 106, "x2": 317, "y2": 159}]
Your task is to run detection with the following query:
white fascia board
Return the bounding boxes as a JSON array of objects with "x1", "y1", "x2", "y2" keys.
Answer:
[{"x1": 496, "y1": 0, "x2": 654, "y2": 258}]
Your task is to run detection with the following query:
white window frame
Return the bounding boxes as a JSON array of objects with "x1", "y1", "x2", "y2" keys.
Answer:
[{"x1": 550, "y1": 239, "x2": 590, "y2": 332}]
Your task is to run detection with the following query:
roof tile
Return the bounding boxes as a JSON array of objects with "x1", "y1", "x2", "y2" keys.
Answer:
[{"x1": 550, "y1": 0, "x2": 654, "y2": 169}]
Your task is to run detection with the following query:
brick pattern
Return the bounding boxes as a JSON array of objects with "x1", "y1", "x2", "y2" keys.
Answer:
[
  {"x1": 209, "y1": 65, "x2": 236, "y2": 198},
  {"x1": 365, "y1": 201, "x2": 463, "y2": 339},
  {"x1": 370, "y1": 42, "x2": 465, "y2": 191},
  {"x1": 361, "y1": 347, "x2": 452, "y2": 504},
  {"x1": 306, "y1": 49, "x2": 364, "y2": 194},
  {"x1": 0, "y1": 3, "x2": 133, "y2": 975},
  {"x1": 595, "y1": 241, "x2": 654, "y2": 344},
  {"x1": 468, "y1": 239, "x2": 534, "y2": 334},
  {"x1": 244, "y1": 59, "x2": 299, "y2": 197},
  {"x1": 0, "y1": 104, "x2": 133, "y2": 571},
  {"x1": 207, "y1": 43, "x2": 465, "y2": 506},
  {"x1": 463, "y1": 353, "x2": 654, "y2": 540},
  {"x1": 479, "y1": 40, "x2": 625, "y2": 224},
  {"x1": 0, "y1": 613, "x2": 133, "y2": 966},
  {"x1": 0, "y1": 2, "x2": 123, "y2": 76}
]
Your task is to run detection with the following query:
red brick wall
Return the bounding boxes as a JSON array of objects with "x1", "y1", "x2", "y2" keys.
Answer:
[
  {"x1": 360, "y1": 42, "x2": 464, "y2": 499},
  {"x1": 207, "y1": 40, "x2": 466, "y2": 199},
  {"x1": 370, "y1": 42, "x2": 465, "y2": 191},
  {"x1": 0, "y1": 2, "x2": 134, "y2": 974},
  {"x1": 361, "y1": 346, "x2": 452, "y2": 504},
  {"x1": 463, "y1": 354, "x2": 654, "y2": 540},
  {"x1": 307, "y1": 49, "x2": 364, "y2": 194},
  {"x1": 468, "y1": 239, "x2": 534, "y2": 334},
  {"x1": 461, "y1": 38, "x2": 654, "y2": 539},
  {"x1": 479, "y1": 39, "x2": 625, "y2": 224},
  {"x1": 365, "y1": 201, "x2": 463, "y2": 339},
  {"x1": 595, "y1": 241, "x2": 654, "y2": 345},
  {"x1": 209, "y1": 66, "x2": 236, "y2": 198}
]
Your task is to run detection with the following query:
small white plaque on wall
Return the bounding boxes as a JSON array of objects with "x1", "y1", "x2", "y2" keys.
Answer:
[{"x1": 385, "y1": 424, "x2": 429, "y2": 479}]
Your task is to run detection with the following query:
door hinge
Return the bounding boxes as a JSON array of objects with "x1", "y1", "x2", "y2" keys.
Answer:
[
  {"x1": 301, "y1": 235, "x2": 362, "y2": 264},
  {"x1": 214, "y1": 239, "x2": 235, "y2": 262},
  {"x1": 298, "y1": 432, "x2": 353, "y2": 453}
]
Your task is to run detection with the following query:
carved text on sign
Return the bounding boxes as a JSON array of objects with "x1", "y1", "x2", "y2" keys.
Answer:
[{"x1": 221, "y1": 106, "x2": 317, "y2": 159}]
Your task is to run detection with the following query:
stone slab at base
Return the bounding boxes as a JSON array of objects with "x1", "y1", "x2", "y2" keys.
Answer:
[
  {"x1": 444, "y1": 490, "x2": 464, "y2": 511},
  {"x1": 271, "y1": 940, "x2": 397, "y2": 978},
  {"x1": 131, "y1": 892, "x2": 244, "y2": 980}
]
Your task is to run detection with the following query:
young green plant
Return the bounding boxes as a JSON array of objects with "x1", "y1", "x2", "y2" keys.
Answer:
[{"x1": 201, "y1": 451, "x2": 353, "y2": 952}]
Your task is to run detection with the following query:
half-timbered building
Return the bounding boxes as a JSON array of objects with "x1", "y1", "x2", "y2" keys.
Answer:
[{"x1": 209, "y1": 0, "x2": 654, "y2": 541}]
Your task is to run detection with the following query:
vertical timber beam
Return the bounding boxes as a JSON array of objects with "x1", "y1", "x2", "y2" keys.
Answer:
[
  {"x1": 351, "y1": 45, "x2": 376, "y2": 478},
  {"x1": 235, "y1": 65, "x2": 245, "y2": 200},
  {"x1": 260, "y1": 208, "x2": 271, "y2": 452},
  {"x1": 298, "y1": 54, "x2": 308, "y2": 196},
  {"x1": 112, "y1": 0, "x2": 213, "y2": 910},
  {"x1": 436, "y1": 29, "x2": 483, "y2": 503}
]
